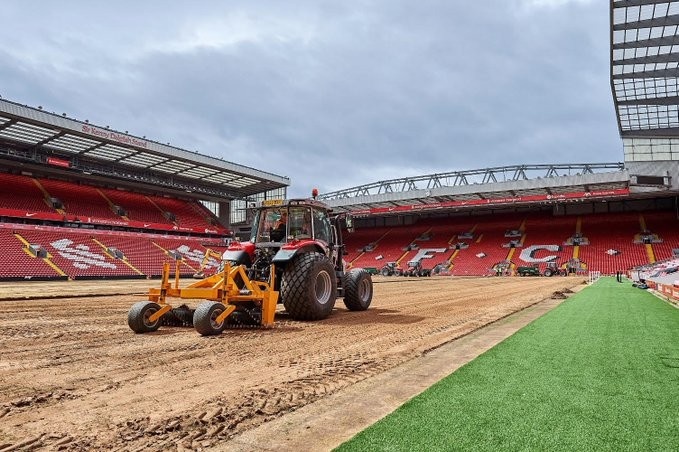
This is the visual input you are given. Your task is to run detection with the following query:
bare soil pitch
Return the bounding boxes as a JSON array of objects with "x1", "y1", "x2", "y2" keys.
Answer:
[{"x1": 0, "y1": 276, "x2": 583, "y2": 451}]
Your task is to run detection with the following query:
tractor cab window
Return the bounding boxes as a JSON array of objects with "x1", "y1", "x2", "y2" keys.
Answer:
[
  {"x1": 254, "y1": 208, "x2": 287, "y2": 243},
  {"x1": 312, "y1": 208, "x2": 332, "y2": 244},
  {"x1": 288, "y1": 207, "x2": 312, "y2": 239}
]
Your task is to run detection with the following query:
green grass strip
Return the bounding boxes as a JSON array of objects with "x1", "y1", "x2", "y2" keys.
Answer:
[{"x1": 337, "y1": 277, "x2": 679, "y2": 451}]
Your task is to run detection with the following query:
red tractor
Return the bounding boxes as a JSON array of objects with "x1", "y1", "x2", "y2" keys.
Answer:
[
  {"x1": 402, "y1": 260, "x2": 432, "y2": 277},
  {"x1": 543, "y1": 261, "x2": 567, "y2": 277},
  {"x1": 128, "y1": 197, "x2": 373, "y2": 335},
  {"x1": 218, "y1": 198, "x2": 374, "y2": 325},
  {"x1": 380, "y1": 261, "x2": 402, "y2": 276}
]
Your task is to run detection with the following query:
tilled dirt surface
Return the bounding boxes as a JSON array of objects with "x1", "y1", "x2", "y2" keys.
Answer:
[{"x1": 0, "y1": 276, "x2": 583, "y2": 451}]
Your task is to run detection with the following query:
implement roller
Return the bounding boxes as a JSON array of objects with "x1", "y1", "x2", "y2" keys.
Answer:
[{"x1": 128, "y1": 260, "x2": 279, "y2": 336}]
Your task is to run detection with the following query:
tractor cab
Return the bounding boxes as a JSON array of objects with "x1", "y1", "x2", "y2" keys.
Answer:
[
  {"x1": 224, "y1": 199, "x2": 337, "y2": 273},
  {"x1": 252, "y1": 202, "x2": 331, "y2": 245}
]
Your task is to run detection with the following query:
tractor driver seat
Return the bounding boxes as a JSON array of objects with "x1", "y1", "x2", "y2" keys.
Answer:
[{"x1": 270, "y1": 212, "x2": 287, "y2": 242}]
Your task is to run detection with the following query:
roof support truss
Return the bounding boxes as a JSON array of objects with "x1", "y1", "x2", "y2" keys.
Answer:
[{"x1": 319, "y1": 163, "x2": 624, "y2": 199}]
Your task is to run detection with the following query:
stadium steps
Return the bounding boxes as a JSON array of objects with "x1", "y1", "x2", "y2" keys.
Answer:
[
  {"x1": 38, "y1": 178, "x2": 119, "y2": 220},
  {"x1": 14, "y1": 232, "x2": 68, "y2": 277},
  {"x1": 32, "y1": 178, "x2": 66, "y2": 215},
  {"x1": 93, "y1": 235, "x2": 176, "y2": 277},
  {"x1": 0, "y1": 173, "x2": 55, "y2": 213},
  {"x1": 505, "y1": 247, "x2": 518, "y2": 275},
  {"x1": 448, "y1": 249, "x2": 460, "y2": 267},
  {"x1": 577, "y1": 213, "x2": 647, "y2": 274},
  {"x1": 96, "y1": 188, "x2": 131, "y2": 220},
  {"x1": 91, "y1": 238, "x2": 145, "y2": 276},
  {"x1": 346, "y1": 228, "x2": 392, "y2": 268},
  {"x1": 0, "y1": 230, "x2": 65, "y2": 278},
  {"x1": 99, "y1": 188, "x2": 171, "y2": 224},
  {"x1": 645, "y1": 244, "x2": 656, "y2": 263},
  {"x1": 642, "y1": 211, "x2": 679, "y2": 262}
]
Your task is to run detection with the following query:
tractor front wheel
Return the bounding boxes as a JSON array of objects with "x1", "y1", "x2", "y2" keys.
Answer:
[
  {"x1": 282, "y1": 252, "x2": 337, "y2": 320},
  {"x1": 128, "y1": 301, "x2": 163, "y2": 333},
  {"x1": 193, "y1": 301, "x2": 227, "y2": 336},
  {"x1": 343, "y1": 268, "x2": 373, "y2": 311}
]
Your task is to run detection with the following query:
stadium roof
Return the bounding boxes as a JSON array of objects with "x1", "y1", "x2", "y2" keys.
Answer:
[
  {"x1": 0, "y1": 98, "x2": 289, "y2": 200},
  {"x1": 611, "y1": 0, "x2": 679, "y2": 136},
  {"x1": 320, "y1": 163, "x2": 632, "y2": 215}
]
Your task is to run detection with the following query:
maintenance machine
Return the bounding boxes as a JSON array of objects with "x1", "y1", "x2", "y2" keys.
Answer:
[
  {"x1": 402, "y1": 260, "x2": 432, "y2": 277},
  {"x1": 542, "y1": 261, "x2": 567, "y2": 277},
  {"x1": 127, "y1": 197, "x2": 374, "y2": 335},
  {"x1": 380, "y1": 262, "x2": 402, "y2": 276}
]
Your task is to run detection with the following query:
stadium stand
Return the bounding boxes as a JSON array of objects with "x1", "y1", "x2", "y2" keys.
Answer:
[
  {"x1": 38, "y1": 177, "x2": 120, "y2": 221},
  {"x1": 3, "y1": 198, "x2": 678, "y2": 280},
  {"x1": 17, "y1": 228, "x2": 138, "y2": 279},
  {"x1": 98, "y1": 187, "x2": 180, "y2": 225},
  {"x1": 0, "y1": 173, "x2": 56, "y2": 215},
  {"x1": 577, "y1": 213, "x2": 649, "y2": 275},
  {"x1": 346, "y1": 225, "x2": 427, "y2": 271},
  {"x1": 400, "y1": 222, "x2": 460, "y2": 271},
  {"x1": 150, "y1": 237, "x2": 222, "y2": 273},
  {"x1": 0, "y1": 222, "x2": 231, "y2": 280},
  {"x1": 0, "y1": 173, "x2": 225, "y2": 232},
  {"x1": 514, "y1": 213, "x2": 577, "y2": 273},
  {"x1": 146, "y1": 194, "x2": 217, "y2": 230},
  {"x1": 343, "y1": 227, "x2": 383, "y2": 266},
  {"x1": 0, "y1": 171, "x2": 231, "y2": 280},
  {"x1": 0, "y1": 227, "x2": 61, "y2": 279},
  {"x1": 640, "y1": 211, "x2": 679, "y2": 262},
  {"x1": 341, "y1": 209, "x2": 679, "y2": 277},
  {"x1": 93, "y1": 234, "x2": 175, "y2": 277},
  {"x1": 449, "y1": 214, "x2": 525, "y2": 276}
]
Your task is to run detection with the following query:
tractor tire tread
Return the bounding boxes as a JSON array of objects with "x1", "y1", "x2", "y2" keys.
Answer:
[
  {"x1": 343, "y1": 268, "x2": 373, "y2": 311},
  {"x1": 193, "y1": 301, "x2": 227, "y2": 336},
  {"x1": 128, "y1": 301, "x2": 162, "y2": 333},
  {"x1": 282, "y1": 252, "x2": 337, "y2": 321}
]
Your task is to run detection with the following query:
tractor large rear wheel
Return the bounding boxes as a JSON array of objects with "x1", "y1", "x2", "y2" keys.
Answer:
[
  {"x1": 281, "y1": 252, "x2": 337, "y2": 320},
  {"x1": 343, "y1": 268, "x2": 373, "y2": 311},
  {"x1": 128, "y1": 301, "x2": 163, "y2": 333}
]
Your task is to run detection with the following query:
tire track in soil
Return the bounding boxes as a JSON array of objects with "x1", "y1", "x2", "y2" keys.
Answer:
[{"x1": 0, "y1": 277, "x2": 583, "y2": 451}]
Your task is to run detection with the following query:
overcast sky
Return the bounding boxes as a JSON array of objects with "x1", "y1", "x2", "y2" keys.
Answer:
[{"x1": 0, "y1": 0, "x2": 619, "y2": 198}]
